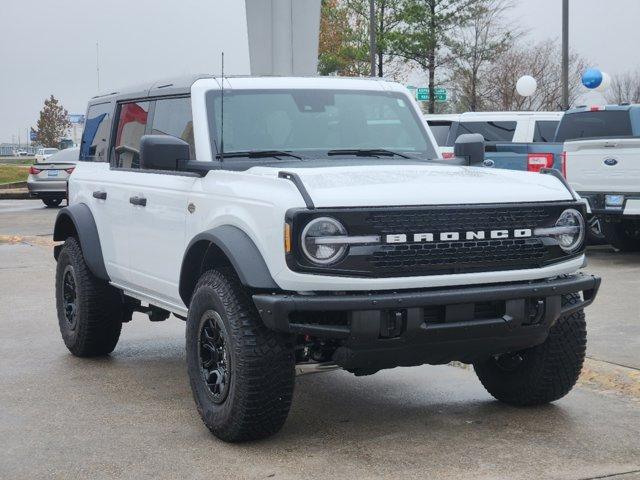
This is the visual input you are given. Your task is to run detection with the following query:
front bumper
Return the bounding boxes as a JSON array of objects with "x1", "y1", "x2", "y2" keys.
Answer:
[{"x1": 253, "y1": 273, "x2": 600, "y2": 371}]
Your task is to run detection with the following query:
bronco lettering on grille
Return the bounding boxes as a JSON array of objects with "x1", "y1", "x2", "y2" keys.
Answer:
[{"x1": 385, "y1": 229, "x2": 533, "y2": 244}]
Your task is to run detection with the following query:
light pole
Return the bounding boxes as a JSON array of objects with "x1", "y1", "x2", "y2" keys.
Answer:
[
  {"x1": 369, "y1": 0, "x2": 376, "y2": 77},
  {"x1": 562, "y1": 0, "x2": 569, "y2": 110}
]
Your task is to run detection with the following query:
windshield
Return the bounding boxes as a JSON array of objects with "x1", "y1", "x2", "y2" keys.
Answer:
[
  {"x1": 555, "y1": 111, "x2": 633, "y2": 142},
  {"x1": 206, "y1": 89, "x2": 437, "y2": 158}
]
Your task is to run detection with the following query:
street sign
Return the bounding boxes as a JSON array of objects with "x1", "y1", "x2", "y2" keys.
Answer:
[{"x1": 415, "y1": 87, "x2": 447, "y2": 102}]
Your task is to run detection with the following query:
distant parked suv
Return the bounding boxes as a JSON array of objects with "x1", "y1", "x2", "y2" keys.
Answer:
[
  {"x1": 35, "y1": 147, "x2": 60, "y2": 163},
  {"x1": 53, "y1": 75, "x2": 599, "y2": 442},
  {"x1": 562, "y1": 105, "x2": 640, "y2": 251}
]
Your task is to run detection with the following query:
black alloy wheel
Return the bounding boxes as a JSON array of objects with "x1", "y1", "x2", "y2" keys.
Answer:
[
  {"x1": 62, "y1": 265, "x2": 78, "y2": 330},
  {"x1": 199, "y1": 310, "x2": 231, "y2": 404}
]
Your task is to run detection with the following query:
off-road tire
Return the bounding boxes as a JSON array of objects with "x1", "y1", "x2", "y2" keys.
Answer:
[
  {"x1": 473, "y1": 293, "x2": 586, "y2": 406},
  {"x1": 55, "y1": 237, "x2": 123, "y2": 356},
  {"x1": 186, "y1": 269, "x2": 295, "y2": 442},
  {"x1": 43, "y1": 197, "x2": 63, "y2": 208},
  {"x1": 602, "y1": 221, "x2": 640, "y2": 252}
]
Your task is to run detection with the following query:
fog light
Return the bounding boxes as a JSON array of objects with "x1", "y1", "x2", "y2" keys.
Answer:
[{"x1": 605, "y1": 194, "x2": 624, "y2": 207}]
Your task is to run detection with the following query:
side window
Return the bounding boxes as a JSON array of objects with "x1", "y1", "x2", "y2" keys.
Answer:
[
  {"x1": 113, "y1": 101, "x2": 150, "y2": 169},
  {"x1": 533, "y1": 120, "x2": 560, "y2": 143},
  {"x1": 455, "y1": 121, "x2": 517, "y2": 143},
  {"x1": 80, "y1": 102, "x2": 112, "y2": 162},
  {"x1": 151, "y1": 97, "x2": 195, "y2": 158}
]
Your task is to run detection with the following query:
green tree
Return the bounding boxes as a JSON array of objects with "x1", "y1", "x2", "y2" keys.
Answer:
[
  {"x1": 390, "y1": 0, "x2": 474, "y2": 113},
  {"x1": 35, "y1": 95, "x2": 71, "y2": 148},
  {"x1": 318, "y1": 0, "x2": 369, "y2": 76}
]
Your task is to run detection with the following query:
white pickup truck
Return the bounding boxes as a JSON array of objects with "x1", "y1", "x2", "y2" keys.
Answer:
[{"x1": 562, "y1": 105, "x2": 640, "y2": 251}]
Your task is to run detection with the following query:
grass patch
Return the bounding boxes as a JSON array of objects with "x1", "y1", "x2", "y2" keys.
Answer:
[{"x1": 0, "y1": 165, "x2": 29, "y2": 184}]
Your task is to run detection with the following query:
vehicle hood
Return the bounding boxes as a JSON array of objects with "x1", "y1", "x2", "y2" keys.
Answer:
[{"x1": 247, "y1": 164, "x2": 573, "y2": 208}]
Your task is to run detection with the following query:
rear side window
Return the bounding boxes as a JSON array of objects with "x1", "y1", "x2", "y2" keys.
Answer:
[
  {"x1": 80, "y1": 102, "x2": 112, "y2": 162},
  {"x1": 447, "y1": 121, "x2": 516, "y2": 145},
  {"x1": 112, "y1": 101, "x2": 150, "y2": 169},
  {"x1": 533, "y1": 121, "x2": 559, "y2": 142},
  {"x1": 151, "y1": 97, "x2": 194, "y2": 158},
  {"x1": 427, "y1": 121, "x2": 452, "y2": 146},
  {"x1": 555, "y1": 111, "x2": 633, "y2": 142}
]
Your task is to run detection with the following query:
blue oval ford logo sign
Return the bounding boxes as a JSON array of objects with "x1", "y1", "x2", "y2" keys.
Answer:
[{"x1": 604, "y1": 158, "x2": 618, "y2": 166}]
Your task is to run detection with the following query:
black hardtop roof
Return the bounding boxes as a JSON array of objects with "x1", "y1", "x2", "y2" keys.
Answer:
[{"x1": 86, "y1": 74, "x2": 398, "y2": 105}]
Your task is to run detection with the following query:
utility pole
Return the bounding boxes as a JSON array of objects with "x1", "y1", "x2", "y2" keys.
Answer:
[
  {"x1": 369, "y1": 0, "x2": 376, "y2": 77},
  {"x1": 562, "y1": 0, "x2": 569, "y2": 110}
]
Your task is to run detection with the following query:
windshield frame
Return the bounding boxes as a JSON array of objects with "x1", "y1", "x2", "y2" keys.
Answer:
[{"x1": 204, "y1": 88, "x2": 439, "y2": 161}]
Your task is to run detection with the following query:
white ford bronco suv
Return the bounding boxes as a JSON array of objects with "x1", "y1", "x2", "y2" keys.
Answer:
[{"x1": 54, "y1": 75, "x2": 600, "y2": 442}]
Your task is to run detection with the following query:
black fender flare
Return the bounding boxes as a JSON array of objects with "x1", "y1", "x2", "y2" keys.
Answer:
[
  {"x1": 53, "y1": 203, "x2": 110, "y2": 281},
  {"x1": 179, "y1": 226, "x2": 278, "y2": 305}
]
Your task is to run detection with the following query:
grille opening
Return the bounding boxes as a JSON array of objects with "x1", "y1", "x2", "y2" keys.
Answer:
[{"x1": 289, "y1": 311, "x2": 349, "y2": 328}]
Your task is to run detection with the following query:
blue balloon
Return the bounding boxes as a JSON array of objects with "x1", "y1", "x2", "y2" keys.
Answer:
[{"x1": 582, "y1": 68, "x2": 603, "y2": 89}]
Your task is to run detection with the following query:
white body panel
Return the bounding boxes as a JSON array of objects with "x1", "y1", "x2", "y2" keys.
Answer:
[
  {"x1": 565, "y1": 138, "x2": 640, "y2": 193},
  {"x1": 69, "y1": 77, "x2": 583, "y2": 316}
]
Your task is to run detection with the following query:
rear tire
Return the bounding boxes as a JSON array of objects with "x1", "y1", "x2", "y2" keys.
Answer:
[
  {"x1": 473, "y1": 293, "x2": 586, "y2": 406},
  {"x1": 55, "y1": 237, "x2": 123, "y2": 356},
  {"x1": 43, "y1": 197, "x2": 63, "y2": 208},
  {"x1": 186, "y1": 269, "x2": 295, "y2": 442},
  {"x1": 602, "y1": 221, "x2": 640, "y2": 252}
]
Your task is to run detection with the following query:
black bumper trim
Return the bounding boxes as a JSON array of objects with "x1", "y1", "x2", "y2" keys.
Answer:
[{"x1": 254, "y1": 274, "x2": 599, "y2": 333}]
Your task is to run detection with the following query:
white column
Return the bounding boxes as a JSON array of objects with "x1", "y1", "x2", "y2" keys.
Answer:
[{"x1": 245, "y1": 0, "x2": 321, "y2": 76}]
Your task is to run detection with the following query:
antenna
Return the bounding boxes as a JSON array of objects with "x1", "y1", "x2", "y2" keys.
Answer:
[
  {"x1": 96, "y1": 41, "x2": 100, "y2": 92},
  {"x1": 219, "y1": 52, "x2": 225, "y2": 162}
]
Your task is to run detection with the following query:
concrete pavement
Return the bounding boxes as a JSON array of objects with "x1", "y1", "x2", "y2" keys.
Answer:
[{"x1": 0, "y1": 199, "x2": 638, "y2": 480}]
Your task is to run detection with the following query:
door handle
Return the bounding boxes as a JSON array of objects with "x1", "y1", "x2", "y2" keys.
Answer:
[
  {"x1": 92, "y1": 190, "x2": 107, "y2": 200},
  {"x1": 129, "y1": 196, "x2": 147, "y2": 207}
]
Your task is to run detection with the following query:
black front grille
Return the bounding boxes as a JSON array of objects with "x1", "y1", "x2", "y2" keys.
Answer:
[
  {"x1": 370, "y1": 238, "x2": 547, "y2": 274},
  {"x1": 287, "y1": 202, "x2": 584, "y2": 278},
  {"x1": 367, "y1": 207, "x2": 549, "y2": 233}
]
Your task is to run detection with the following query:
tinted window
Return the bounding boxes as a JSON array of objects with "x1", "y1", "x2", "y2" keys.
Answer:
[
  {"x1": 113, "y1": 101, "x2": 150, "y2": 169},
  {"x1": 533, "y1": 121, "x2": 559, "y2": 142},
  {"x1": 80, "y1": 102, "x2": 112, "y2": 162},
  {"x1": 207, "y1": 90, "x2": 435, "y2": 157},
  {"x1": 447, "y1": 121, "x2": 516, "y2": 145},
  {"x1": 151, "y1": 97, "x2": 194, "y2": 158},
  {"x1": 427, "y1": 121, "x2": 452, "y2": 146},
  {"x1": 555, "y1": 111, "x2": 633, "y2": 142}
]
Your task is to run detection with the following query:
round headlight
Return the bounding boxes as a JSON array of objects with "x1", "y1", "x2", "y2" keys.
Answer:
[
  {"x1": 555, "y1": 209, "x2": 585, "y2": 252},
  {"x1": 301, "y1": 217, "x2": 348, "y2": 265}
]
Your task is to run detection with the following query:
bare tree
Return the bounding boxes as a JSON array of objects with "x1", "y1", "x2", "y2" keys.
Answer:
[
  {"x1": 449, "y1": 0, "x2": 519, "y2": 112},
  {"x1": 484, "y1": 39, "x2": 587, "y2": 111},
  {"x1": 606, "y1": 70, "x2": 640, "y2": 104}
]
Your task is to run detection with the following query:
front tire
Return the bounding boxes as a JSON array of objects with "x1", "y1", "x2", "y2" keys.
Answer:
[
  {"x1": 55, "y1": 237, "x2": 124, "y2": 356},
  {"x1": 186, "y1": 269, "x2": 295, "y2": 442},
  {"x1": 473, "y1": 293, "x2": 586, "y2": 406}
]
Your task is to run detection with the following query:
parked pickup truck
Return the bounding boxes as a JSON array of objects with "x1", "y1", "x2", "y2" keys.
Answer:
[
  {"x1": 563, "y1": 105, "x2": 640, "y2": 251},
  {"x1": 426, "y1": 111, "x2": 563, "y2": 160}
]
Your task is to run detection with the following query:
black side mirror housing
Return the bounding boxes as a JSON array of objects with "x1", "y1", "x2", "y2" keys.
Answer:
[
  {"x1": 139, "y1": 135, "x2": 190, "y2": 171},
  {"x1": 454, "y1": 133, "x2": 485, "y2": 166}
]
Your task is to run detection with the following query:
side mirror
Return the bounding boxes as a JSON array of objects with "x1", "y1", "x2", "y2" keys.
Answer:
[
  {"x1": 454, "y1": 133, "x2": 485, "y2": 166},
  {"x1": 139, "y1": 135, "x2": 190, "y2": 171}
]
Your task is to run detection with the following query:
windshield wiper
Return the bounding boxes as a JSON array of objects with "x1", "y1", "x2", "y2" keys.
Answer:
[
  {"x1": 215, "y1": 150, "x2": 303, "y2": 160},
  {"x1": 326, "y1": 149, "x2": 411, "y2": 159}
]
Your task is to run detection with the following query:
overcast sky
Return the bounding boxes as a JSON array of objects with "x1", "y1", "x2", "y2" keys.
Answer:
[{"x1": 1, "y1": 0, "x2": 640, "y2": 143}]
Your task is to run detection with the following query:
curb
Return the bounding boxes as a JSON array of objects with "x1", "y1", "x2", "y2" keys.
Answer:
[
  {"x1": 0, "y1": 182, "x2": 27, "y2": 190},
  {"x1": 0, "y1": 189, "x2": 31, "y2": 200}
]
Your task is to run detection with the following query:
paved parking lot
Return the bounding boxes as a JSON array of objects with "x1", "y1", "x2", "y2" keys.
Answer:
[{"x1": 1, "y1": 199, "x2": 639, "y2": 480}]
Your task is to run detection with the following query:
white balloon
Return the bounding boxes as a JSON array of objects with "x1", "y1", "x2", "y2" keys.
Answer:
[
  {"x1": 596, "y1": 72, "x2": 611, "y2": 92},
  {"x1": 516, "y1": 75, "x2": 537, "y2": 97}
]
